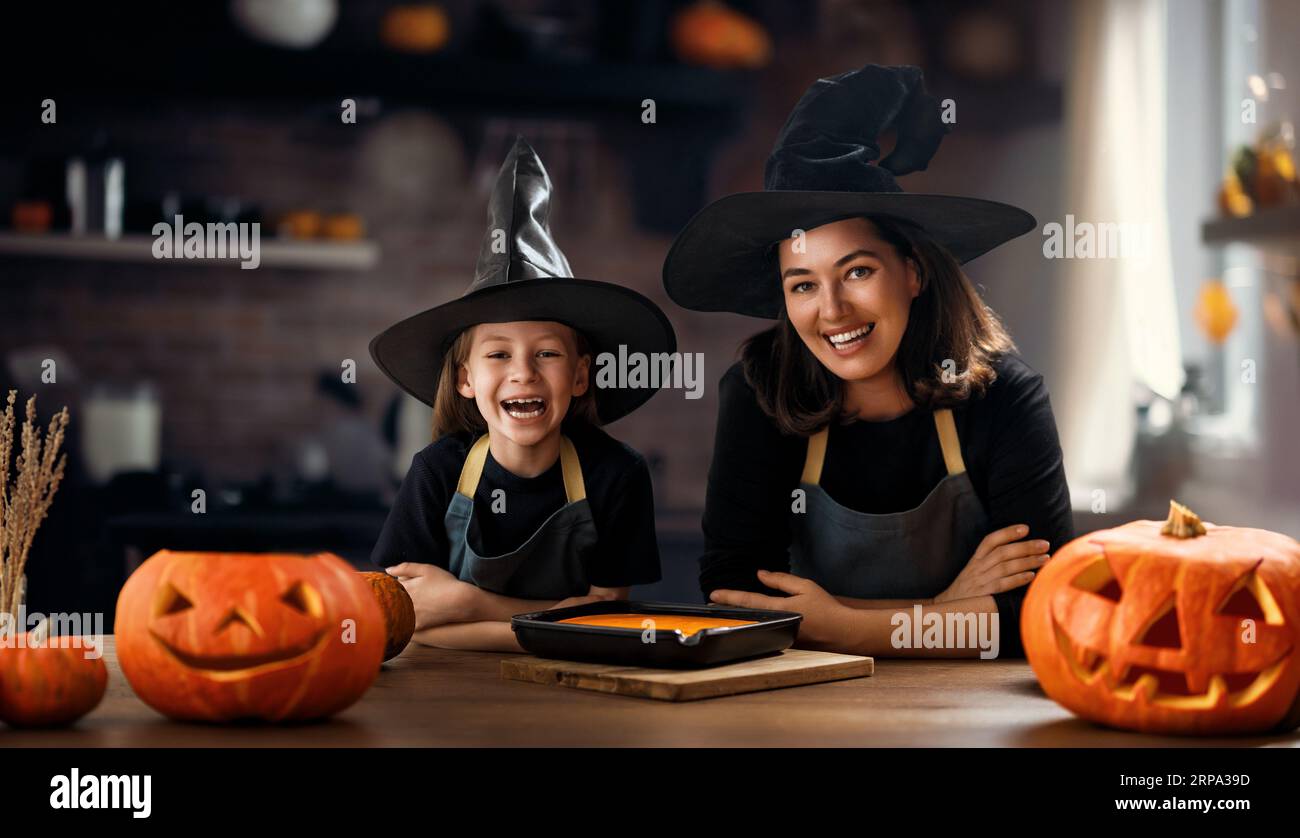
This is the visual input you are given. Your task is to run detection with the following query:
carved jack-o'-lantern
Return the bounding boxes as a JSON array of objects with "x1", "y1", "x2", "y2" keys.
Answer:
[
  {"x1": 1023, "y1": 502, "x2": 1300, "y2": 735},
  {"x1": 115, "y1": 551, "x2": 384, "y2": 722}
]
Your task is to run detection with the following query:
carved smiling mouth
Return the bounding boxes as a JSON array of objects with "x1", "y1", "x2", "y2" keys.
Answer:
[
  {"x1": 151, "y1": 629, "x2": 328, "y2": 675},
  {"x1": 1051, "y1": 619, "x2": 1289, "y2": 709}
]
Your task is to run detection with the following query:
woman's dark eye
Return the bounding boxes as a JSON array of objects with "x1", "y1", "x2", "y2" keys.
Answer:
[
  {"x1": 848, "y1": 266, "x2": 874, "y2": 279},
  {"x1": 791, "y1": 280, "x2": 815, "y2": 294},
  {"x1": 487, "y1": 352, "x2": 509, "y2": 360}
]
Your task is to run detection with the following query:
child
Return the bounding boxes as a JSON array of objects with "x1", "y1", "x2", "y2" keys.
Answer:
[{"x1": 368, "y1": 137, "x2": 676, "y2": 652}]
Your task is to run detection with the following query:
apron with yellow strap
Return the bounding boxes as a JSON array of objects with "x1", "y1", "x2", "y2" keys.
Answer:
[
  {"x1": 444, "y1": 434, "x2": 596, "y2": 601},
  {"x1": 789, "y1": 409, "x2": 989, "y2": 600}
]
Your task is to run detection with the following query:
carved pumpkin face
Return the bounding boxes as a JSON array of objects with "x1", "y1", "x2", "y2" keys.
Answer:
[
  {"x1": 1023, "y1": 505, "x2": 1300, "y2": 735},
  {"x1": 115, "y1": 551, "x2": 384, "y2": 722}
]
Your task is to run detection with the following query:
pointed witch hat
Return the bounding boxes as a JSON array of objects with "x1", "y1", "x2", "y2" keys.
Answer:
[
  {"x1": 662, "y1": 64, "x2": 1037, "y2": 319},
  {"x1": 370, "y1": 136, "x2": 677, "y2": 423}
]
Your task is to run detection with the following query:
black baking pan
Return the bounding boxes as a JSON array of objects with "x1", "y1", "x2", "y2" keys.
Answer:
[{"x1": 510, "y1": 600, "x2": 802, "y2": 668}]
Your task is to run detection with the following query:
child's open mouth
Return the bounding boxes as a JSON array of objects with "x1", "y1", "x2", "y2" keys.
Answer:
[
  {"x1": 501, "y1": 397, "x2": 547, "y2": 420},
  {"x1": 823, "y1": 322, "x2": 876, "y2": 354}
]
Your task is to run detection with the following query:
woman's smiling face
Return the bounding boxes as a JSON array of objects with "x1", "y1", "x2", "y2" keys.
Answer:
[
  {"x1": 778, "y1": 217, "x2": 920, "y2": 383},
  {"x1": 456, "y1": 321, "x2": 590, "y2": 448}
]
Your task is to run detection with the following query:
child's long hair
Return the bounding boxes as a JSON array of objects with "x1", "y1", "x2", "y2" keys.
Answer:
[
  {"x1": 431, "y1": 325, "x2": 601, "y2": 439},
  {"x1": 741, "y1": 214, "x2": 1015, "y2": 436}
]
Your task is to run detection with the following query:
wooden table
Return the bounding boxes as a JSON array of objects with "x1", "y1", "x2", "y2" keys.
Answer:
[{"x1": 7, "y1": 637, "x2": 1298, "y2": 747}]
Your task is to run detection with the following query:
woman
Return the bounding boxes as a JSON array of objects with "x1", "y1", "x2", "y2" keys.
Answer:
[{"x1": 662, "y1": 64, "x2": 1074, "y2": 658}]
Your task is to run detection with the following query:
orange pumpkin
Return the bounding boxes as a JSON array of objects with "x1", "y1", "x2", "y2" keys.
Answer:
[
  {"x1": 278, "y1": 210, "x2": 323, "y2": 240},
  {"x1": 322, "y1": 213, "x2": 365, "y2": 241},
  {"x1": 1023, "y1": 502, "x2": 1300, "y2": 735},
  {"x1": 380, "y1": 4, "x2": 450, "y2": 53},
  {"x1": 0, "y1": 636, "x2": 108, "y2": 727},
  {"x1": 670, "y1": 1, "x2": 771, "y2": 70},
  {"x1": 115, "y1": 551, "x2": 384, "y2": 722},
  {"x1": 1194, "y1": 279, "x2": 1238, "y2": 345},
  {"x1": 11, "y1": 200, "x2": 53, "y2": 233},
  {"x1": 361, "y1": 571, "x2": 415, "y2": 661}
]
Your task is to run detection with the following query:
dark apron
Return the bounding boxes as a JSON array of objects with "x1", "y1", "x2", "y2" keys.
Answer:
[
  {"x1": 789, "y1": 409, "x2": 989, "y2": 599},
  {"x1": 445, "y1": 434, "x2": 596, "y2": 601}
]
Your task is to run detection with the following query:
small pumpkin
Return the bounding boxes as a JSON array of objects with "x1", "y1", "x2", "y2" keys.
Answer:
[
  {"x1": 115, "y1": 551, "x2": 384, "y2": 722},
  {"x1": 0, "y1": 634, "x2": 108, "y2": 727},
  {"x1": 278, "y1": 210, "x2": 323, "y2": 239},
  {"x1": 1217, "y1": 170, "x2": 1253, "y2": 218},
  {"x1": 670, "y1": 1, "x2": 771, "y2": 70},
  {"x1": 380, "y1": 4, "x2": 450, "y2": 53},
  {"x1": 1194, "y1": 279, "x2": 1238, "y2": 345},
  {"x1": 361, "y1": 571, "x2": 415, "y2": 661},
  {"x1": 322, "y1": 213, "x2": 365, "y2": 241},
  {"x1": 11, "y1": 200, "x2": 53, "y2": 233},
  {"x1": 1023, "y1": 501, "x2": 1300, "y2": 735},
  {"x1": 1252, "y1": 140, "x2": 1297, "y2": 208}
]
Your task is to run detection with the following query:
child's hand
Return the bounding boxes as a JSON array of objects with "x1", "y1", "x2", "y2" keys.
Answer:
[{"x1": 386, "y1": 563, "x2": 480, "y2": 630}]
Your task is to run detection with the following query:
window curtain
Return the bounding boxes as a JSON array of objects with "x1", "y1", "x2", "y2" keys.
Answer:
[{"x1": 1054, "y1": 0, "x2": 1185, "y2": 509}]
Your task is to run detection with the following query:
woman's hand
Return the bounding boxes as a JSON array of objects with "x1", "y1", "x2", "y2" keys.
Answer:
[
  {"x1": 710, "y1": 570, "x2": 855, "y2": 650},
  {"x1": 386, "y1": 563, "x2": 481, "y2": 630},
  {"x1": 933, "y1": 524, "x2": 1050, "y2": 603}
]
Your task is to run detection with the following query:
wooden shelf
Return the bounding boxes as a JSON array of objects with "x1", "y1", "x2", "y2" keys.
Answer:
[
  {"x1": 0, "y1": 232, "x2": 379, "y2": 271},
  {"x1": 1201, "y1": 204, "x2": 1300, "y2": 253}
]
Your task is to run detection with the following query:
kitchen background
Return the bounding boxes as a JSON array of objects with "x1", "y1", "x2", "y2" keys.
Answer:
[{"x1": 1, "y1": 0, "x2": 1297, "y2": 628}]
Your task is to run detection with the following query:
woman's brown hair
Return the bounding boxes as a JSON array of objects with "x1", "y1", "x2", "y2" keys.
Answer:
[
  {"x1": 431, "y1": 324, "x2": 601, "y2": 439},
  {"x1": 741, "y1": 215, "x2": 1015, "y2": 436}
]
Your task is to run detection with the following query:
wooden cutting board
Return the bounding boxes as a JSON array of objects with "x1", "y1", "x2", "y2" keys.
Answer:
[{"x1": 500, "y1": 649, "x2": 874, "y2": 701}]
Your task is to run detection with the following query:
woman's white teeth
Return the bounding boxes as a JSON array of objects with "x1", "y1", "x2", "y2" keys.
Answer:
[
  {"x1": 826, "y1": 324, "x2": 875, "y2": 345},
  {"x1": 503, "y1": 398, "x2": 545, "y2": 418}
]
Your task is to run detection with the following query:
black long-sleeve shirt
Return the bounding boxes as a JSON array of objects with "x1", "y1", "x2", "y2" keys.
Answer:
[
  {"x1": 700, "y1": 352, "x2": 1074, "y2": 658},
  {"x1": 371, "y1": 423, "x2": 662, "y2": 589}
]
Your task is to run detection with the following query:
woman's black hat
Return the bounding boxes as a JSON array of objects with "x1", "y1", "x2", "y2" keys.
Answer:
[{"x1": 662, "y1": 64, "x2": 1037, "y2": 319}]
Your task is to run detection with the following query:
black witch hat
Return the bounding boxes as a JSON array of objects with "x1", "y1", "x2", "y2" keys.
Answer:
[
  {"x1": 662, "y1": 64, "x2": 1036, "y2": 319},
  {"x1": 370, "y1": 137, "x2": 676, "y2": 423}
]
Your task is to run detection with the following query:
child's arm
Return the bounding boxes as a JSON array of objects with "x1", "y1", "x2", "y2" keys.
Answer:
[
  {"x1": 411, "y1": 587, "x2": 632, "y2": 652},
  {"x1": 412, "y1": 621, "x2": 523, "y2": 653},
  {"x1": 464, "y1": 585, "x2": 627, "y2": 622}
]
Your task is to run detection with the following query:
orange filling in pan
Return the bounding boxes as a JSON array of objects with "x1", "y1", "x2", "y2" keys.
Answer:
[{"x1": 556, "y1": 614, "x2": 758, "y2": 635}]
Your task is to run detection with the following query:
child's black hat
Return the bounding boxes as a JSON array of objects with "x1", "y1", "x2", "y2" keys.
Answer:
[{"x1": 371, "y1": 137, "x2": 677, "y2": 423}]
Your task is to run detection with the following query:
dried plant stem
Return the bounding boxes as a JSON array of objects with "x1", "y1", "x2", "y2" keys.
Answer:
[{"x1": 0, "y1": 391, "x2": 70, "y2": 620}]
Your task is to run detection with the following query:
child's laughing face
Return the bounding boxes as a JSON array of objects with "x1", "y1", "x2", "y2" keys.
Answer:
[{"x1": 456, "y1": 321, "x2": 590, "y2": 448}]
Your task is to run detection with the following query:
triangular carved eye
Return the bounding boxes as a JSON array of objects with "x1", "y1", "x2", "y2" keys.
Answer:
[
  {"x1": 155, "y1": 583, "x2": 194, "y2": 617},
  {"x1": 1137, "y1": 597, "x2": 1182, "y2": 649},
  {"x1": 1218, "y1": 586, "x2": 1265, "y2": 620},
  {"x1": 1215, "y1": 568, "x2": 1288, "y2": 626},
  {"x1": 1071, "y1": 558, "x2": 1123, "y2": 602},
  {"x1": 281, "y1": 581, "x2": 323, "y2": 618}
]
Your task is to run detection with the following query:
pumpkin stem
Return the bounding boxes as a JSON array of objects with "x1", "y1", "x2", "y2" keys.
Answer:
[{"x1": 1160, "y1": 499, "x2": 1207, "y2": 538}]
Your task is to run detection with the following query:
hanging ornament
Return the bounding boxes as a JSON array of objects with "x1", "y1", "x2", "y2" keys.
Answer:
[{"x1": 1194, "y1": 279, "x2": 1239, "y2": 344}]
